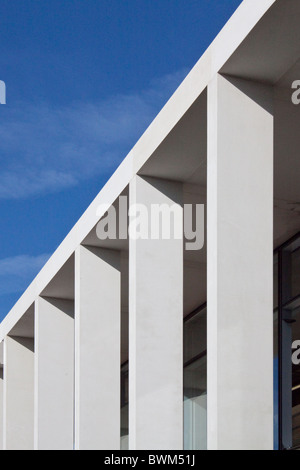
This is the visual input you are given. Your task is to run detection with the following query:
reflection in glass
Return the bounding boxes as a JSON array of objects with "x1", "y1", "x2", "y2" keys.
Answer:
[
  {"x1": 274, "y1": 253, "x2": 279, "y2": 450},
  {"x1": 279, "y1": 235, "x2": 300, "y2": 450},
  {"x1": 291, "y1": 306, "x2": 300, "y2": 448},
  {"x1": 291, "y1": 248, "x2": 300, "y2": 301},
  {"x1": 183, "y1": 307, "x2": 207, "y2": 450},
  {"x1": 121, "y1": 363, "x2": 129, "y2": 450}
]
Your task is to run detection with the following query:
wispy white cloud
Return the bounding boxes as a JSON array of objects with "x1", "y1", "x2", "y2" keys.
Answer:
[
  {"x1": 0, "y1": 68, "x2": 189, "y2": 199},
  {"x1": 0, "y1": 170, "x2": 76, "y2": 199},
  {"x1": 0, "y1": 254, "x2": 50, "y2": 295}
]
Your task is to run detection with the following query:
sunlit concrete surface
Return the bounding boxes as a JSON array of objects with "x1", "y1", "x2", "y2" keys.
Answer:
[{"x1": 1, "y1": 0, "x2": 300, "y2": 450}]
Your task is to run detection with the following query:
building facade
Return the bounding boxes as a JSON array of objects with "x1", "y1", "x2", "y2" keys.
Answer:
[{"x1": 0, "y1": 0, "x2": 300, "y2": 450}]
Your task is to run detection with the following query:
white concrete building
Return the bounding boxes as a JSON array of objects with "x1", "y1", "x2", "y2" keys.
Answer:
[{"x1": 0, "y1": 0, "x2": 300, "y2": 450}]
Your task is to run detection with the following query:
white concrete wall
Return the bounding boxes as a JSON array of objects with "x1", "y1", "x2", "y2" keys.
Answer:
[
  {"x1": 129, "y1": 176, "x2": 184, "y2": 450},
  {"x1": 207, "y1": 74, "x2": 274, "y2": 450},
  {"x1": 34, "y1": 297, "x2": 74, "y2": 450},
  {"x1": 75, "y1": 246, "x2": 121, "y2": 450},
  {"x1": 3, "y1": 336, "x2": 34, "y2": 450}
]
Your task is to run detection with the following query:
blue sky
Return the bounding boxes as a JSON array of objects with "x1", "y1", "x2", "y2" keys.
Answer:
[{"x1": 0, "y1": 0, "x2": 242, "y2": 321}]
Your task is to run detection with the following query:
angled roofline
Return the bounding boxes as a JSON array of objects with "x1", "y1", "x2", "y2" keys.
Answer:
[{"x1": 0, "y1": 0, "x2": 276, "y2": 340}]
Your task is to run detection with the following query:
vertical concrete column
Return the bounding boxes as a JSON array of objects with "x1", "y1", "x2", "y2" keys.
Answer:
[
  {"x1": 75, "y1": 246, "x2": 121, "y2": 450},
  {"x1": 3, "y1": 336, "x2": 34, "y2": 450},
  {"x1": 34, "y1": 297, "x2": 74, "y2": 450},
  {"x1": 207, "y1": 74, "x2": 274, "y2": 450},
  {"x1": 129, "y1": 175, "x2": 184, "y2": 450}
]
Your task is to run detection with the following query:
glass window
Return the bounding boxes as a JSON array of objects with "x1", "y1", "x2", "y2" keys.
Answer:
[
  {"x1": 291, "y1": 306, "x2": 300, "y2": 448},
  {"x1": 121, "y1": 305, "x2": 207, "y2": 451},
  {"x1": 183, "y1": 307, "x2": 207, "y2": 450},
  {"x1": 278, "y1": 234, "x2": 300, "y2": 450},
  {"x1": 274, "y1": 254, "x2": 279, "y2": 310},
  {"x1": 274, "y1": 254, "x2": 279, "y2": 450},
  {"x1": 121, "y1": 363, "x2": 128, "y2": 450},
  {"x1": 291, "y1": 248, "x2": 300, "y2": 301}
]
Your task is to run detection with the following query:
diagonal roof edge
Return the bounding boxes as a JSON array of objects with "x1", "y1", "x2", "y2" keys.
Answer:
[{"x1": 0, "y1": 0, "x2": 276, "y2": 340}]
